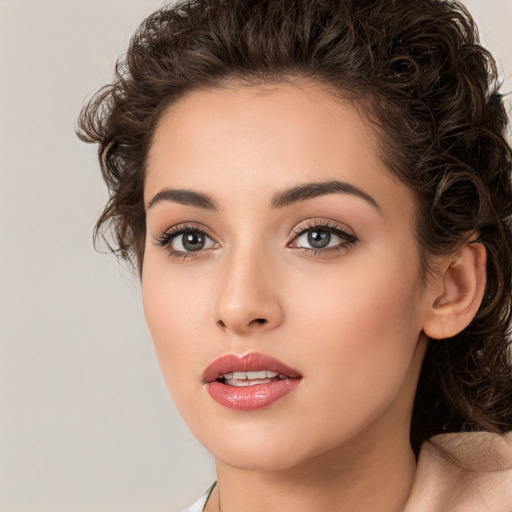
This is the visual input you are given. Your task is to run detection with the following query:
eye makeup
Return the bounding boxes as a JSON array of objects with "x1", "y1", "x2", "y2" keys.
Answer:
[
  {"x1": 153, "y1": 222, "x2": 219, "y2": 261},
  {"x1": 152, "y1": 217, "x2": 358, "y2": 261},
  {"x1": 287, "y1": 218, "x2": 358, "y2": 259}
]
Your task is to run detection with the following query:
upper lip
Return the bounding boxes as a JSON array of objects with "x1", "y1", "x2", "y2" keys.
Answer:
[{"x1": 203, "y1": 352, "x2": 302, "y2": 383}]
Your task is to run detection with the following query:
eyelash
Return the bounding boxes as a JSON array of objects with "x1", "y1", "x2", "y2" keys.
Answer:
[
  {"x1": 154, "y1": 223, "x2": 217, "y2": 261},
  {"x1": 289, "y1": 220, "x2": 358, "y2": 258},
  {"x1": 154, "y1": 220, "x2": 358, "y2": 261}
]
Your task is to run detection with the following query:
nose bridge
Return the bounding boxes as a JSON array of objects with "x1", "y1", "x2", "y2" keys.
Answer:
[{"x1": 214, "y1": 237, "x2": 282, "y2": 334}]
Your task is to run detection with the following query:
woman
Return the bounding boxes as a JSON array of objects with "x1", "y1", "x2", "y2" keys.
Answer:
[{"x1": 77, "y1": 0, "x2": 512, "y2": 510}]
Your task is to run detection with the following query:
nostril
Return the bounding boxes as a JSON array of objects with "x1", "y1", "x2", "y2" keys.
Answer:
[{"x1": 216, "y1": 317, "x2": 269, "y2": 330}]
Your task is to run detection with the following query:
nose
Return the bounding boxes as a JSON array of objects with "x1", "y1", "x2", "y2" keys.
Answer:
[{"x1": 214, "y1": 246, "x2": 283, "y2": 336}]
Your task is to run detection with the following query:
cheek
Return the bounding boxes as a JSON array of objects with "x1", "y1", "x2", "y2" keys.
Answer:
[
  {"x1": 287, "y1": 248, "x2": 426, "y2": 414},
  {"x1": 141, "y1": 259, "x2": 211, "y2": 393}
]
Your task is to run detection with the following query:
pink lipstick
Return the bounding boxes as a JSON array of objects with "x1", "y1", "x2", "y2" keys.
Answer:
[{"x1": 203, "y1": 352, "x2": 302, "y2": 411}]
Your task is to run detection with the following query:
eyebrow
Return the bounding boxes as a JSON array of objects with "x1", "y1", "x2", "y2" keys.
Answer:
[
  {"x1": 270, "y1": 180, "x2": 380, "y2": 211},
  {"x1": 146, "y1": 179, "x2": 379, "y2": 212},
  {"x1": 146, "y1": 188, "x2": 217, "y2": 211}
]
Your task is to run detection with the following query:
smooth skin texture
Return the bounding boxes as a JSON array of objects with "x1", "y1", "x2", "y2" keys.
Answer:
[{"x1": 142, "y1": 82, "x2": 486, "y2": 512}]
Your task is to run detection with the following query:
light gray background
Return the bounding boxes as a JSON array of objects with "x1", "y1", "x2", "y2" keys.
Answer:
[{"x1": 0, "y1": 1, "x2": 510, "y2": 511}]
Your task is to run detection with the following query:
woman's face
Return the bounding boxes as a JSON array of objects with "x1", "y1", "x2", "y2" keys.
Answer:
[{"x1": 142, "y1": 82, "x2": 434, "y2": 470}]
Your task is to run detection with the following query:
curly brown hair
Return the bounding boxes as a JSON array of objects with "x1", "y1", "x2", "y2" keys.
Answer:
[{"x1": 77, "y1": 0, "x2": 512, "y2": 454}]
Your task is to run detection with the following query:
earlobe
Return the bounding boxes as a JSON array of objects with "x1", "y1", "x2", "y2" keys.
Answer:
[{"x1": 423, "y1": 242, "x2": 487, "y2": 340}]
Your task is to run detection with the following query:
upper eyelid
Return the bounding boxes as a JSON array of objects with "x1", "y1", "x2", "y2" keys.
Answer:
[
  {"x1": 159, "y1": 222, "x2": 217, "y2": 238},
  {"x1": 287, "y1": 220, "x2": 359, "y2": 252},
  {"x1": 153, "y1": 223, "x2": 219, "y2": 250},
  {"x1": 289, "y1": 219, "x2": 356, "y2": 237}
]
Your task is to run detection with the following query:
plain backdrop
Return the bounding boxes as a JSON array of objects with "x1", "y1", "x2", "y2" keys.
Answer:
[{"x1": 0, "y1": 1, "x2": 510, "y2": 511}]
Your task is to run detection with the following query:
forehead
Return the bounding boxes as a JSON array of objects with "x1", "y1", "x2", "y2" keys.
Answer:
[
  {"x1": 148, "y1": 81, "x2": 373, "y2": 167},
  {"x1": 145, "y1": 81, "x2": 414, "y2": 218}
]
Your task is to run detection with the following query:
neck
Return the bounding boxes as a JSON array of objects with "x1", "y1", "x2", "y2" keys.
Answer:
[{"x1": 208, "y1": 423, "x2": 417, "y2": 512}]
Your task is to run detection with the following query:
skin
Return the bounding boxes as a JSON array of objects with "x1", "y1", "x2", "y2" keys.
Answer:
[{"x1": 141, "y1": 81, "x2": 475, "y2": 512}]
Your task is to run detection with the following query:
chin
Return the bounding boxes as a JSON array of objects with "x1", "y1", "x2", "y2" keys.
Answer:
[
  {"x1": 192, "y1": 416, "x2": 347, "y2": 473},
  {"x1": 212, "y1": 439, "x2": 312, "y2": 472}
]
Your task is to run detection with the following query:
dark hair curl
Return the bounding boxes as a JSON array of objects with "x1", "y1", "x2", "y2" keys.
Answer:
[{"x1": 77, "y1": 0, "x2": 512, "y2": 454}]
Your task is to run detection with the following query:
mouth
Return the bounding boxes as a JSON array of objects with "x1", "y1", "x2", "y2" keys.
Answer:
[{"x1": 203, "y1": 352, "x2": 302, "y2": 411}]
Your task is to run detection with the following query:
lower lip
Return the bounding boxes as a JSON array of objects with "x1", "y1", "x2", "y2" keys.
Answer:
[{"x1": 206, "y1": 378, "x2": 301, "y2": 411}]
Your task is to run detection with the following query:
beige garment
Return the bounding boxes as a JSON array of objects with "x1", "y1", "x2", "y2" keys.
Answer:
[{"x1": 404, "y1": 432, "x2": 512, "y2": 512}]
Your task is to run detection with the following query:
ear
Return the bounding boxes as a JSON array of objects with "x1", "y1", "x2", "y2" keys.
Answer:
[{"x1": 423, "y1": 242, "x2": 487, "y2": 340}]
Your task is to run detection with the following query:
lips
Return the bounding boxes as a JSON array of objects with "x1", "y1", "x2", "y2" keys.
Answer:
[{"x1": 203, "y1": 352, "x2": 302, "y2": 411}]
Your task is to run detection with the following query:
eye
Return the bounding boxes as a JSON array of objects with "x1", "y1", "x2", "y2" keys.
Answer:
[
  {"x1": 297, "y1": 228, "x2": 336, "y2": 249},
  {"x1": 154, "y1": 224, "x2": 218, "y2": 259},
  {"x1": 289, "y1": 220, "x2": 358, "y2": 256},
  {"x1": 171, "y1": 230, "x2": 215, "y2": 252}
]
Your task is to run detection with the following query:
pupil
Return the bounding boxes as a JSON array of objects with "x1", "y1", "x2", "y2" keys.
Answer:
[
  {"x1": 183, "y1": 232, "x2": 205, "y2": 251},
  {"x1": 308, "y1": 229, "x2": 331, "y2": 248}
]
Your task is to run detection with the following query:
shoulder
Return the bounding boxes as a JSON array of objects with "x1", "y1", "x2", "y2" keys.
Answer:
[{"x1": 405, "y1": 432, "x2": 512, "y2": 512}]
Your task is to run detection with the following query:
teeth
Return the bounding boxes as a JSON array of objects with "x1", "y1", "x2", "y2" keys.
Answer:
[
  {"x1": 247, "y1": 370, "x2": 267, "y2": 379},
  {"x1": 218, "y1": 370, "x2": 284, "y2": 386},
  {"x1": 226, "y1": 378, "x2": 272, "y2": 387}
]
